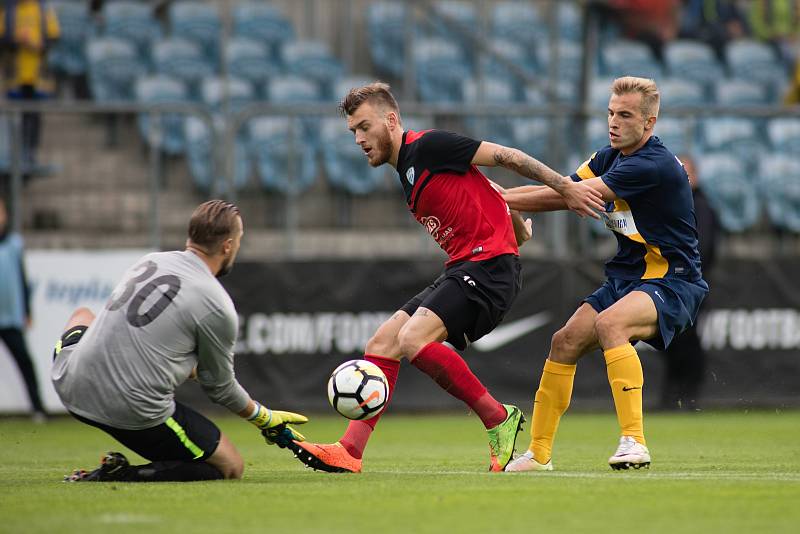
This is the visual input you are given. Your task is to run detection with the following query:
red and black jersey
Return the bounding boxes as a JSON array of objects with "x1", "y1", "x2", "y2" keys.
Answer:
[{"x1": 396, "y1": 129, "x2": 518, "y2": 266}]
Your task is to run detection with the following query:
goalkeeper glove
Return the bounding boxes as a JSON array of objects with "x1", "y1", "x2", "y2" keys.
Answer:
[{"x1": 247, "y1": 402, "x2": 308, "y2": 448}]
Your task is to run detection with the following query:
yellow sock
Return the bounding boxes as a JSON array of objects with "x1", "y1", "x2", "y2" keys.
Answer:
[
  {"x1": 530, "y1": 359, "x2": 576, "y2": 464},
  {"x1": 604, "y1": 343, "x2": 646, "y2": 446}
]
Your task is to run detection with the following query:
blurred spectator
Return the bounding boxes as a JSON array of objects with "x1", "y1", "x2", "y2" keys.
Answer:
[
  {"x1": 747, "y1": 0, "x2": 800, "y2": 64},
  {"x1": 786, "y1": 57, "x2": 800, "y2": 104},
  {"x1": 660, "y1": 155, "x2": 720, "y2": 410},
  {"x1": 0, "y1": 198, "x2": 45, "y2": 421},
  {"x1": 679, "y1": 0, "x2": 748, "y2": 55},
  {"x1": 0, "y1": 0, "x2": 60, "y2": 170},
  {"x1": 609, "y1": 0, "x2": 682, "y2": 59}
]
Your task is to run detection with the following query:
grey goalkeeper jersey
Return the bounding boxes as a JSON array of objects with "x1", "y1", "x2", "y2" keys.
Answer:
[{"x1": 52, "y1": 250, "x2": 250, "y2": 429}]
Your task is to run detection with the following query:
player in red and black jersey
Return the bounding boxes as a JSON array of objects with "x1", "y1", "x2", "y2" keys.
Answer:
[{"x1": 289, "y1": 82, "x2": 604, "y2": 474}]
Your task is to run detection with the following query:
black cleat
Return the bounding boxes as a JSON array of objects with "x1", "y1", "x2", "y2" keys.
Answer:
[{"x1": 64, "y1": 452, "x2": 131, "y2": 482}]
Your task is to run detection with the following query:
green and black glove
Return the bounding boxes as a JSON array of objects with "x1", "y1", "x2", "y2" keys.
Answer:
[{"x1": 248, "y1": 402, "x2": 308, "y2": 448}]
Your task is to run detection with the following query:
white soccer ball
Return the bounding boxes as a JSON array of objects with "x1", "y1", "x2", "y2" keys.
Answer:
[{"x1": 327, "y1": 359, "x2": 388, "y2": 420}]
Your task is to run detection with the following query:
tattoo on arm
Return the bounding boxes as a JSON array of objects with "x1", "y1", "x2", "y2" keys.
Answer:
[{"x1": 492, "y1": 147, "x2": 567, "y2": 192}]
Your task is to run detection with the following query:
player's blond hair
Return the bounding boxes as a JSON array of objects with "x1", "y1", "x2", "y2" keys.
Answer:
[
  {"x1": 339, "y1": 81, "x2": 401, "y2": 120},
  {"x1": 612, "y1": 76, "x2": 660, "y2": 119}
]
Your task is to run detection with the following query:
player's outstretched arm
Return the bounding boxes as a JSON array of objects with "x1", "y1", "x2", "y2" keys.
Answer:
[
  {"x1": 503, "y1": 178, "x2": 618, "y2": 213},
  {"x1": 472, "y1": 142, "x2": 604, "y2": 218},
  {"x1": 240, "y1": 400, "x2": 309, "y2": 447}
]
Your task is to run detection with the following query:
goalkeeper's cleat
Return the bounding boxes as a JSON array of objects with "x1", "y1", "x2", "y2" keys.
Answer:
[
  {"x1": 504, "y1": 450, "x2": 554, "y2": 472},
  {"x1": 487, "y1": 404, "x2": 525, "y2": 472},
  {"x1": 288, "y1": 441, "x2": 362, "y2": 473},
  {"x1": 64, "y1": 451, "x2": 131, "y2": 482},
  {"x1": 608, "y1": 436, "x2": 651, "y2": 470}
]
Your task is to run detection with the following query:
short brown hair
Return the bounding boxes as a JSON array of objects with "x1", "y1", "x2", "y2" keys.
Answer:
[
  {"x1": 612, "y1": 76, "x2": 660, "y2": 118},
  {"x1": 338, "y1": 81, "x2": 400, "y2": 117},
  {"x1": 187, "y1": 200, "x2": 241, "y2": 250}
]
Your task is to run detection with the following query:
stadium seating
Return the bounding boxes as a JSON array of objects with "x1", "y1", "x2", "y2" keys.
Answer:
[
  {"x1": 429, "y1": 0, "x2": 478, "y2": 55},
  {"x1": 714, "y1": 79, "x2": 769, "y2": 106},
  {"x1": 168, "y1": 1, "x2": 221, "y2": 65},
  {"x1": 491, "y1": 1, "x2": 542, "y2": 49},
  {"x1": 697, "y1": 153, "x2": 760, "y2": 233},
  {"x1": 135, "y1": 75, "x2": 190, "y2": 156},
  {"x1": 320, "y1": 118, "x2": 386, "y2": 195},
  {"x1": 281, "y1": 41, "x2": 345, "y2": 99},
  {"x1": 225, "y1": 38, "x2": 282, "y2": 98},
  {"x1": 0, "y1": 115, "x2": 10, "y2": 173},
  {"x1": 757, "y1": 153, "x2": 800, "y2": 233},
  {"x1": 200, "y1": 77, "x2": 255, "y2": 114},
  {"x1": 589, "y1": 77, "x2": 616, "y2": 110},
  {"x1": 725, "y1": 39, "x2": 788, "y2": 98},
  {"x1": 462, "y1": 78, "x2": 518, "y2": 146},
  {"x1": 413, "y1": 38, "x2": 472, "y2": 102},
  {"x1": 601, "y1": 39, "x2": 663, "y2": 79},
  {"x1": 657, "y1": 78, "x2": 707, "y2": 107},
  {"x1": 510, "y1": 117, "x2": 551, "y2": 159},
  {"x1": 184, "y1": 116, "x2": 250, "y2": 193},
  {"x1": 534, "y1": 40, "x2": 583, "y2": 84},
  {"x1": 556, "y1": 1, "x2": 583, "y2": 40},
  {"x1": 766, "y1": 118, "x2": 800, "y2": 154},
  {"x1": 365, "y1": 1, "x2": 408, "y2": 78},
  {"x1": 701, "y1": 117, "x2": 762, "y2": 166},
  {"x1": 480, "y1": 38, "x2": 538, "y2": 91},
  {"x1": 586, "y1": 117, "x2": 610, "y2": 150},
  {"x1": 332, "y1": 76, "x2": 375, "y2": 102},
  {"x1": 152, "y1": 38, "x2": 215, "y2": 99},
  {"x1": 102, "y1": 1, "x2": 162, "y2": 65},
  {"x1": 247, "y1": 116, "x2": 318, "y2": 194},
  {"x1": 664, "y1": 40, "x2": 725, "y2": 90},
  {"x1": 653, "y1": 116, "x2": 692, "y2": 155},
  {"x1": 48, "y1": 1, "x2": 92, "y2": 76},
  {"x1": 232, "y1": 2, "x2": 295, "y2": 57},
  {"x1": 86, "y1": 37, "x2": 146, "y2": 101}
]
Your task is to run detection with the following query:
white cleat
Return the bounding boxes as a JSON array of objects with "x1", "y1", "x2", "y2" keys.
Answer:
[
  {"x1": 608, "y1": 436, "x2": 651, "y2": 470},
  {"x1": 504, "y1": 450, "x2": 554, "y2": 472}
]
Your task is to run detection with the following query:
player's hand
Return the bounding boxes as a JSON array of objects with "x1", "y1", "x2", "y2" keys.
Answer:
[
  {"x1": 250, "y1": 406, "x2": 308, "y2": 447},
  {"x1": 561, "y1": 180, "x2": 604, "y2": 219},
  {"x1": 510, "y1": 209, "x2": 533, "y2": 246}
]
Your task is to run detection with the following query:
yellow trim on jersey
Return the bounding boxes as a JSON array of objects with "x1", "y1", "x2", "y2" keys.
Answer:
[
  {"x1": 575, "y1": 153, "x2": 598, "y2": 180},
  {"x1": 607, "y1": 199, "x2": 669, "y2": 279}
]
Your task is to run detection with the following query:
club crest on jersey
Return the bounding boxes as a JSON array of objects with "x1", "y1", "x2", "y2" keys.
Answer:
[
  {"x1": 406, "y1": 166, "x2": 415, "y2": 185},
  {"x1": 421, "y1": 215, "x2": 441, "y2": 239}
]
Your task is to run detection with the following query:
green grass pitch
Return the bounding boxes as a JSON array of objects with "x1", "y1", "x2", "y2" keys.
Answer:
[{"x1": 1, "y1": 410, "x2": 799, "y2": 533}]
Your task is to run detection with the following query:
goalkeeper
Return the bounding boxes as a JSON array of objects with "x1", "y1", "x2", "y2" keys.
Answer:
[{"x1": 51, "y1": 200, "x2": 307, "y2": 482}]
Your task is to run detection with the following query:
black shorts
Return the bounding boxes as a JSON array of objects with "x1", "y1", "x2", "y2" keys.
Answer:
[
  {"x1": 71, "y1": 401, "x2": 221, "y2": 463},
  {"x1": 401, "y1": 254, "x2": 522, "y2": 350}
]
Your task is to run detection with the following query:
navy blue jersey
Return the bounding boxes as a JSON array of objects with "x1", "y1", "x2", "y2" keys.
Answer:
[{"x1": 571, "y1": 136, "x2": 702, "y2": 281}]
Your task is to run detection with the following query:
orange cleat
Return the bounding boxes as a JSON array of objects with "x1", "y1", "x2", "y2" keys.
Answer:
[{"x1": 288, "y1": 441, "x2": 362, "y2": 473}]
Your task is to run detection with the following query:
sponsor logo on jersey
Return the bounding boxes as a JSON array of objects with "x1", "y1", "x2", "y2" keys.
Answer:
[{"x1": 421, "y1": 215, "x2": 441, "y2": 240}]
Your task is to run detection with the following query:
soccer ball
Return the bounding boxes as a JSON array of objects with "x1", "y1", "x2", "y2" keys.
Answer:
[{"x1": 327, "y1": 359, "x2": 388, "y2": 420}]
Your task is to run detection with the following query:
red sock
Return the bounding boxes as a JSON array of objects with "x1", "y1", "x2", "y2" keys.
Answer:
[
  {"x1": 339, "y1": 354, "x2": 400, "y2": 459},
  {"x1": 411, "y1": 342, "x2": 507, "y2": 429}
]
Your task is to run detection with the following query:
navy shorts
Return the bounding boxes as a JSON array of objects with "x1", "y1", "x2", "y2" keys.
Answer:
[
  {"x1": 400, "y1": 254, "x2": 522, "y2": 350},
  {"x1": 584, "y1": 277, "x2": 709, "y2": 350}
]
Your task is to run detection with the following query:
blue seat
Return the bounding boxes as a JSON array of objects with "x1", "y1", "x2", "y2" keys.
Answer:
[
  {"x1": 589, "y1": 77, "x2": 616, "y2": 110},
  {"x1": 601, "y1": 39, "x2": 663, "y2": 79},
  {"x1": 766, "y1": 118, "x2": 800, "y2": 153},
  {"x1": 280, "y1": 41, "x2": 345, "y2": 98},
  {"x1": 232, "y1": 2, "x2": 295, "y2": 58},
  {"x1": 757, "y1": 153, "x2": 800, "y2": 233},
  {"x1": 480, "y1": 38, "x2": 538, "y2": 90},
  {"x1": 697, "y1": 153, "x2": 760, "y2": 233},
  {"x1": 556, "y1": 2, "x2": 583, "y2": 41},
  {"x1": 491, "y1": 1, "x2": 542, "y2": 49},
  {"x1": 48, "y1": 1, "x2": 92, "y2": 76},
  {"x1": 135, "y1": 75, "x2": 189, "y2": 156},
  {"x1": 701, "y1": 117, "x2": 762, "y2": 166},
  {"x1": 332, "y1": 76, "x2": 374, "y2": 102},
  {"x1": 462, "y1": 78, "x2": 517, "y2": 146},
  {"x1": 153, "y1": 38, "x2": 215, "y2": 99},
  {"x1": 102, "y1": 1, "x2": 162, "y2": 65},
  {"x1": 586, "y1": 117, "x2": 610, "y2": 150},
  {"x1": 184, "y1": 116, "x2": 250, "y2": 193},
  {"x1": 653, "y1": 116, "x2": 692, "y2": 155},
  {"x1": 511, "y1": 118, "x2": 551, "y2": 158},
  {"x1": 664, "y1": 40, "x2": 725, "y2": 90},
  {"x1": 366, "y1": 1, "x2": 408, "y2": 78},
  {"x1": 168, "y1": 1, "x2": 221, "y2": 64},
  {"x1": 225, "y1": 38, "x2": 281, "y2": 97},
  {"x1": 413, "y1": 38, "x2": 472, "y2": 102},
  {"x1": 658, "y1": 78, "x2": 707, "y2": 107},
  {"x1": 200, "y1": 77, "x2": 255, "y2": 114},
  {"x1": 247, "y1": 116, "x2": 318, "y2": 195},
  {"x1": 725, "y1": 39, "x2": 788, "y2": 99},
  {"x1": 86, "y1": 37, "x2": 146, "y2": 101},
  {"x1": 714, "y1": 79, "x2": 768, "y2": 106},
  {"x1": 534, "y1": 41, "x2": 583, "y2": 84},
  {"x1": 320, "y1": 118, "x2": 385, "y2": 195}
]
